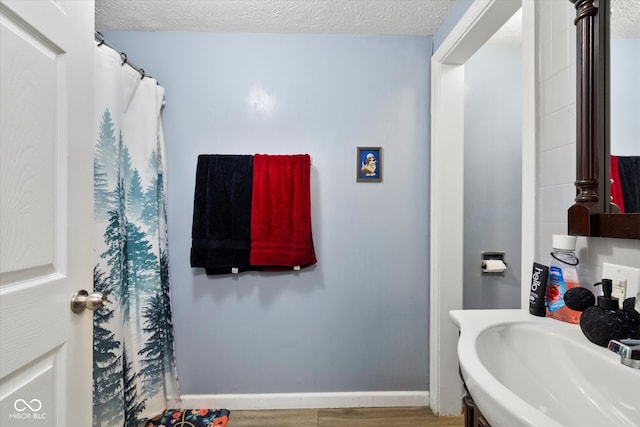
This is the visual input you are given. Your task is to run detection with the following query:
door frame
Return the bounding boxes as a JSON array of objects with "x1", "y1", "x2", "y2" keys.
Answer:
[{"x1": 429, "y1": 0, "x2": 537, "y2": 415}]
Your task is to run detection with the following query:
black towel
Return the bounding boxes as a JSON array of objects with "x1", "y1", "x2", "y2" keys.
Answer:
[
  {"x1": 190, "y1": 155, "x2": 254, "y2": 274},
  {"x1": 617, "y1": 156, "x2": 640, "y2": 213}
]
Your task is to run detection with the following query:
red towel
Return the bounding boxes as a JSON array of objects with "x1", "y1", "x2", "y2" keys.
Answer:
[
  {"x1": 610, "y1": 155, "x2": 625, "y2": 213},
  {"x1": 250, "y1": 154, "x2": 317, "y2": 268}
]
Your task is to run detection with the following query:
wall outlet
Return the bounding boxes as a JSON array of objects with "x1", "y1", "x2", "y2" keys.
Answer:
[{"x1": 602, "y1": 263, "x2": 640, "y2": 300}]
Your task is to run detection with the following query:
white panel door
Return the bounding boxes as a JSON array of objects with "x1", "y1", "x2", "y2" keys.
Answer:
[{"x1": 0, "y1": 1, "x2": 94, "y2": 425}]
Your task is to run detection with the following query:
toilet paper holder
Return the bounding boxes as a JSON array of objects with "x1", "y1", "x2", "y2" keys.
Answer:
[{"x1": 481, "y1": 251, "x2": 507, "y2": 274}]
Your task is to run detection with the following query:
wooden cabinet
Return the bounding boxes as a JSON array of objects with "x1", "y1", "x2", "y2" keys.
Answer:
[
  {"x1": 460, "y1": 353, "x2": 491, "y2": 426},
  {"x1": 462, "y1": 391, "x2": 491, "y2": 427}
]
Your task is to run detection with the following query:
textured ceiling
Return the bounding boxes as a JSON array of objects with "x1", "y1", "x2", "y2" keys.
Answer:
[
  {"x1": 95, "y1": 0, "x2": 457, "y2": 35},
  {"x1": 95, "y1": 0, "x2": 640, "y2": 37}
]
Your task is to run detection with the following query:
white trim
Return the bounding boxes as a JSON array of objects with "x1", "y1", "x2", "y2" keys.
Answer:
[
  {"x1": 429, "y1": 0, "x2": 533, "y2": 416},
  {"x1": 520, "y1": 0, "x2": 538, "y2": 309},
  {"x1": 429, "y1": 47, "x2": 466, "y2": 418},
  {"x1": 176, "y1": 391, "x2": 429, "y2": 410}
]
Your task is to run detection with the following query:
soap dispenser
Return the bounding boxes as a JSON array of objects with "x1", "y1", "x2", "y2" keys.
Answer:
[
  {"x1": 594, "y1": 279, "x2": 619, "y2": 311},
  {"x1": 564, "y1": 279, "x2": 640, "y2": 347}
]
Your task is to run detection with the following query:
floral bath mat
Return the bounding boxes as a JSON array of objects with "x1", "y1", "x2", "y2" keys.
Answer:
[{"x1": 146, "y1": 409, "x2": 230, "y2": 427}]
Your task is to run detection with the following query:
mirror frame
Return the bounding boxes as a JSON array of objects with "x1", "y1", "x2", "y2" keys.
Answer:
[{"x1": 568, "y1": 0, "x2": 640, "y2": 239}]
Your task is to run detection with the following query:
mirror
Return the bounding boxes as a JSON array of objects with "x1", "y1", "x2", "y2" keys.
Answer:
[
  {"x1": 610, "y1": 0, "x2": 640, "y2": 213},
  {"x1": 567, "y1": 0, "x2": 640, "y2": 239}
]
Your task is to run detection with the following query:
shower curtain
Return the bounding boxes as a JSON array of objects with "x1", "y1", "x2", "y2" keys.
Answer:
[{"x1": 93, "y1": 44, "x2": 179, "y2": 426}]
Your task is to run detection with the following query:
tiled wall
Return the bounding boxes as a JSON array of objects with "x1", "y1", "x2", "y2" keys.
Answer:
[{"x1": 537, "y1": 1, "x2": 640, "y2": 295}]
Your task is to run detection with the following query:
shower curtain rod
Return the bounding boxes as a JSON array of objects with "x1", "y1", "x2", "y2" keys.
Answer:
[{"x1": 95, "y1": 31, "x2": 153, "y2": 81}]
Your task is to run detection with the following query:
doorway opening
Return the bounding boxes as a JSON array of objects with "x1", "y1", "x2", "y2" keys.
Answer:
[{"x1": 429, "y1": 0, "x2": 536, "y2": 415}]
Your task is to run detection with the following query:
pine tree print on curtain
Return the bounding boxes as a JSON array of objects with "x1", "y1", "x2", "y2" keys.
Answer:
[{"x1": 93, "y1": 44, "x2": 180, "y2": 427}]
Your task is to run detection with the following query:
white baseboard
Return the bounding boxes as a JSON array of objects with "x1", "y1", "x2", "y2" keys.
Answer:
[{"x1": 174, "y1": 391, "x2": 429, "y2": 410}]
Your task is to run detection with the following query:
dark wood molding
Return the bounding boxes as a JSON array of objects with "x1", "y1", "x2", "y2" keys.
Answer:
[
  {"x1": 596, "y1": 213, "x2": 640, "y2": 239},
  {"x1": 568, "y1": 0, "x2": 639, "y2": 239},
  {"x1": 570, "y1": 0, "x2": 604, "y2": 211}
]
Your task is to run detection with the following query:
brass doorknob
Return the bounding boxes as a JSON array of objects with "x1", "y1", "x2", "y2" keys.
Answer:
[{"x1": 70, "y1": 290, "x2": 108, "y2": 313}]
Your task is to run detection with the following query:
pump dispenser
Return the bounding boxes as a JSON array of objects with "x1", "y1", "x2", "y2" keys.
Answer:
[{"x1": 595, "y1": 279, "x2": 619, "y2": 310}]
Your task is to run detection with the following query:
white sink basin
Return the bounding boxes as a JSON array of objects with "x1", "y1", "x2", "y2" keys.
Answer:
[{"x1": 450, "y1": 309, "x2": 640, "y2": 427}]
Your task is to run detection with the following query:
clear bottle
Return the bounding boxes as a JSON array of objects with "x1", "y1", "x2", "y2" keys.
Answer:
[{"x1": 546, "y1": 235, "x2": 582, "y2": 323}]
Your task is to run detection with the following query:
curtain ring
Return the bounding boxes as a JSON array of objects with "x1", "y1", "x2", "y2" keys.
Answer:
[
  {"x1": 139, "y1": 68, "x2": 145, "y2": 80},
  {"x1": 96, "y1": 31, "x2": 105, "y2": 46},
  {"x1": 120, "y1": 52, "x2": 127, "y2": 66}
]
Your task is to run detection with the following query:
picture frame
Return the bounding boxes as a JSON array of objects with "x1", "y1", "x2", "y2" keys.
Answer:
[{"x1": 356, "y1": 147, "x2": 382, "y2": 182}]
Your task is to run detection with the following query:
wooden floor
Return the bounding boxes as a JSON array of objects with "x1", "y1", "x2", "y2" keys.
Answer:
[{"x1": 229, "y1": 407, "x2": 464, "y2": 427}]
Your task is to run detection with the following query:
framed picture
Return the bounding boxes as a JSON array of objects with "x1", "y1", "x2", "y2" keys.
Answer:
[{"x1": 357, "y1": 147, "x2": 382, "y2": 182}]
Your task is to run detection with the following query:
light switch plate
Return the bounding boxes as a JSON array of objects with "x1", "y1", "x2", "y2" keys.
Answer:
[
  {"x1": 602, "y1": 263, "x2": 640, "y2": 300},
  {"x1": 611, "y1": 278, "x2": 627, "y2": 300}
]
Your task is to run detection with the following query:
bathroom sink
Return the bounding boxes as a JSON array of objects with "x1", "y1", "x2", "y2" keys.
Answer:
[{"x1": 450, "y1": 309, "x2": 640, "y2": 427}]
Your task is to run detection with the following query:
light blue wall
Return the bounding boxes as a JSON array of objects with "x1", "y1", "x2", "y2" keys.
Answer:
[
  {"x1": 463, "y1": 43, "x2": 522, "y2": 309},
  {"x1": 611, "y1": 38, "x2": 640, "y2": 156},
  {"x1": 102, "y1": 32, "x2": 431, "y2": 394},
  {"x1": 432, "y1": 0, "x2": 474, "y2": 52}
]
